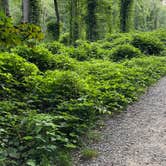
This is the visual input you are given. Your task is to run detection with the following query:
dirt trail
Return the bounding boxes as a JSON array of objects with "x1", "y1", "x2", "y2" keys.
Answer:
[{"x1": 74, "y1": 77, "x2": 166, "y2": 166}]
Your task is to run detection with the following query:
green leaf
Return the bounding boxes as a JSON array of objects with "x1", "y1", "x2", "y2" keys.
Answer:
[{"x1": 26, "y1": 160, "x2": 36, "y2": 166}]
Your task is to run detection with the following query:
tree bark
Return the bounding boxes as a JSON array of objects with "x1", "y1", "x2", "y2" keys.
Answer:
[
  {"x1": 22, "y1": 0, "x2": 29, "y2": 23},
  {"x1": 22, "y1": 0, "x2": 40, "y2": 25},
  {"x1": 69, "y1": 0, "x2": 79, "y2": 44},
  {"x1": 53, "y1": 0, "x2": 60, "y2": 39},
  {"x1": 86, "y1": 0, "x2": 98, "y2": 41},
  {"x1": 0, "y1": 0, "x2": 10, "y2": 16},
  {"x1": 120, "y1": 0, "x2": 135, "y2": 32}
]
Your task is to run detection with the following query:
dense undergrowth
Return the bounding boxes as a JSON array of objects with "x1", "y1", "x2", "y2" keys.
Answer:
[{"x1": 0, "y1": 29, "x2": 166, "y2": 166}]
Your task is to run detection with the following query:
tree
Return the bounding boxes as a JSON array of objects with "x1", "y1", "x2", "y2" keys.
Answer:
[
  {"x1": 29, "y1": 0, "x2": 41, "y2": 24},
  {"x1": 147, "y1": 0, "x2": 160, "y2": 30},
  {"x1": 86, "y1": 0, "x2": 98, "y2": 41},
  {"x1": 0, "y1": 0, "x2": 10, "y2": 16},
  {"x1": 69, "y1": 0, "x2": 79, "y2": 44},
  {"x1": 134, "y1": 0, "x2": 164, "y2": 31},
  {"x1": 53, "y1": 0, "x2": 60, "y2": 39},
  {"x1": 134, "y1": 0, "x2": 148, "y2": 31},
  {"x1": 22, "y1": 0, "x2": 29, "y2": 23},
  {"x1": 22, "y1": 0, "x2": 41, "y2": 25},
  {"x1": 120, "y1": 0, "x2": 135, "y2": 32}
]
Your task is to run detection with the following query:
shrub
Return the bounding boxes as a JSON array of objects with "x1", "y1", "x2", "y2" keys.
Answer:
[
  {"x1": 0, "y1": 101, "x2": 30, "y2": 165},
  {"x1": 20, "y1": 113, "x2": 77, "y2": 165},
  {"x1": 131, "y1": 34, "x2": 164, "y2": 55},
  {"x1": 102, "y1": 35, "x2": 133, "y2": 50},
  {"x1": 47, "y1": 20, "x2": 59, "y2": 40},
  {"x1": 51, "y1": 54, "x2": 77, "y2": 70},
  {"x1": 150, "y1": 29, "x2": 166, "y2": 45},
  {"x1": 76, "y1": 57, "x2": 166, "y2": 113},
  {"x1": 12, "y1": 46, "x2": 55, "y2": 71},
  {"x1": 59, "y1": 33, "x2": 70, "y2": 45},
  {"x1": 0, "y1": 53, "x2": 39, "y2": 100},
  {"x1": 123, "y1": 56, "x2": 166, "y2": 80},
  {"x1": 74, "y1": 61, "x2": 136, "y2": 113},
  {"x1": 110, "y1": 44, "x2": 142, "y2": 61},
  {"x1": 57, "y1": 99, "x2": 97, "y2": 126},
  {"x1": 0, "y1": 53, "x2": 39, "y2": 79},
  {"x1": 0, "y1": 102, "x2": 77, "y2": 165},
  {"x1": 44, "y1": 70, "x2": 87, "y2": 101},
  {"x1": 68, "y1": 40, "x2": 108, "y2": 61},
  {"x1": 105, "y1": 33, "x2": 132, "y2": 42},
  {"x1": 12, "y1": 46, "x2": 77, "y2": 71},
  {"x1": 150, "y1": 30, "x2": 166, "y2": 56},
  {"x1": 0, "y1": 72, "x2": 16, "y2": 100},
  {"x1": 43, "y1": 41, "x2": 65, "y2": 54},
  {"x1": 104, "y1": 31, "x2": 166, "y2": 55},
  {"x1": 0, "y1": 14, "x2": 43, "y2": 50},
  {"x1": 25, "y1": 70, "x2": 89, "y2": 111},
  {"x1": 69, "y1": 46, "x2": 88, "y2": 61}
]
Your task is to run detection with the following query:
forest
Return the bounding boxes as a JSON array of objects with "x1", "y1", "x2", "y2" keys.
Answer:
[{"x1": 0, "y1": 0, "x2": 166, "y2": 165}]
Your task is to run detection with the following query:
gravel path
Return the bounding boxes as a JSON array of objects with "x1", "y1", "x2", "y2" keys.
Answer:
[{"x1": 74, "y1": 77, "x2": 166, "y2": 166}]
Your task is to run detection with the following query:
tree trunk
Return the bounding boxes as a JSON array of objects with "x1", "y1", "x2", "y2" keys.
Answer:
[
  {"x1": 53, "y1": 0, "x2": 60, "y2": 39},
  {"x1": 120, "y1": 0, "x2": 135, "y2": 32},
  {"x1": 69, "y1": 0, "x2": 79, "y2": 44},
  {"x1": 22, "y1": 0, "x2": 40, "y2": 25},
  {"x1": 5, "y1": 0, "x2": 10, "y2": 16},
  {"x1": 22, "y1": 0, "x2": 29, "y2": 23},
  {"x1": 0, "y1": 0, "x2": 10, "y2": 16},
  {"x1": 29, "y1": 0, "x2": 41, "y2": 25},
  {"x1": 86, "y1": 0, "x2": 98, "y2": 41}
]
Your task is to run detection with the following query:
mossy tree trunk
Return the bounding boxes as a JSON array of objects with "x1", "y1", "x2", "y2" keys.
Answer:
[
  {"x1": 0, "y1": 0, "x2": 10, "y2": 16},
  {"x1": 22, "y1": 0, "x2": 41, "y2": 25},
  {"x1": 29, "y1": 0, "x2": 41, "y2": 25},
  {"x1": 69, "y1": 0, "x2": 79, "y2": 45},
  {"x1": 120, "y1": 0, "x2": 135, "y2": 32},
  {"x1": 53, "y1": 0, "x2": 60, "y2": 40},
  {"x1": 86, "y1": 0, "x2": 98, "y2": 41}
]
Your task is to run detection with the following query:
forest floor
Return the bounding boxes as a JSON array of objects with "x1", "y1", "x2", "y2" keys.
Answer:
[{"x1": 73, "y1": 77, "x2": 166, "y2": 166}]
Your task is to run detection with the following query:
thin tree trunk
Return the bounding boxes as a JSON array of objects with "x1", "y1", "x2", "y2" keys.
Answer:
[
  {"x1": 69, "y1": 0, "x2": 79, "y2": 44},
  {"x1": 0, "y1": 0, "x2": 10, "y2": 16},
  {"x1": 120, "y1": 0, "x2": 134, "y2": 32},
  {"x1": 53, "y1": 0, "x2": 60, "y2": 39},
  {"x1": 29, "y1": 0, "x2": 41, "y2": 25},
  {"x1": 22, "y1": 0, "x2": 29, "y2": 23},
  {"x1": 86, "y1": 0, "x2": 98, "y2": 41},
  {"x1": 5, "y1": 0, "x2": 10, "y2": 16}
]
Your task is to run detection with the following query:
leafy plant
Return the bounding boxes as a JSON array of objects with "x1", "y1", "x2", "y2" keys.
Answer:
[
  {"x1": 0, "y1": 52, "x2": 39, "y2": 99},
  {"x1": 12, "y1": 46, "x2": 77, "y2": 71},
  {"x1": 1, "y1": 30, "x2": 166, "y2": 165},
  {"x1": 131, "y1": 34, "x2": 164, "y2": 55},
  {"x1": 43, "y1": 41, "x2": 65, "y2": 54},
  {"x1": 81, "y1": 148, "x2": 98, "y2": 160},
  {"x1": 0, "y1": 14, "x2": 44, "y2": 50},
  {"x1": 69, "y1": 40, "x2": 108, "y2": 61},
  {"x1": 110, "y1": 44, "x2": 142, "y2": 61}
]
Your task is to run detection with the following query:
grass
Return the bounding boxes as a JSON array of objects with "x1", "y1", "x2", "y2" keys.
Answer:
[{"x1": 81, "y1": 148, "x2": 99, "y2": 160}]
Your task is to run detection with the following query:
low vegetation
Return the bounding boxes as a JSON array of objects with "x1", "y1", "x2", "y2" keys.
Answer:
[
  {"x1": 1, "y1": 0, "x2": 166, "y2": 165},
  {"x1": 0, "y1": 29, "x2": 166, "y2": 165},
  {"x1": 81, "y1": 148, "x2": 99, "y2": 160}
]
